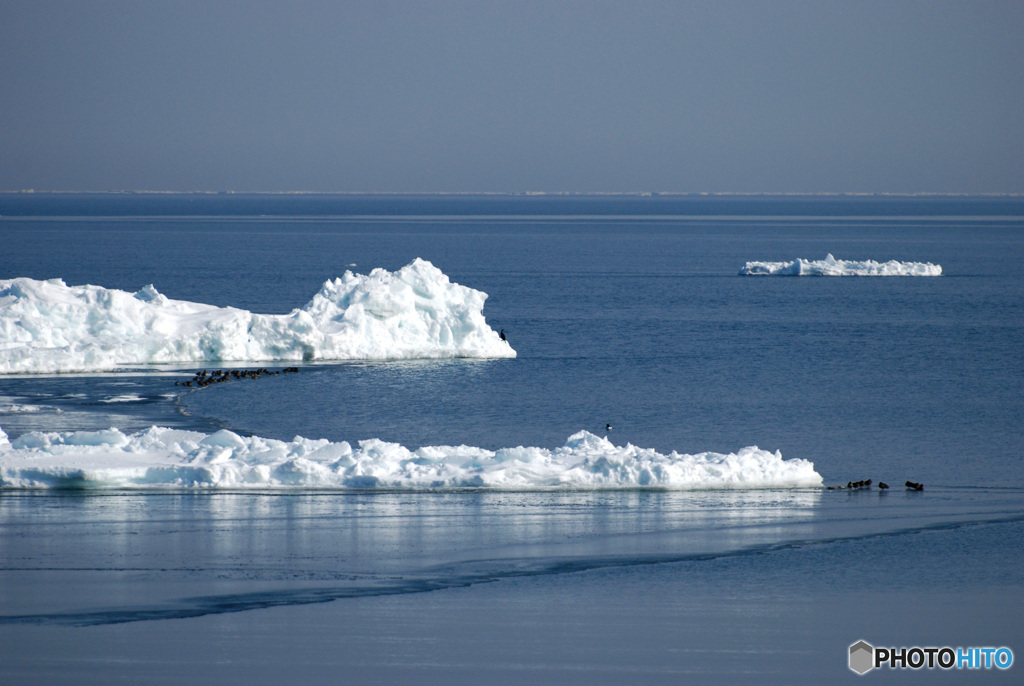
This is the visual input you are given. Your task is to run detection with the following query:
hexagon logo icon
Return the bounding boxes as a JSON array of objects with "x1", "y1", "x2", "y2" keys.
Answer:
[{"x1": 849, "y1": 640, "x2": 874, "y2": 675}]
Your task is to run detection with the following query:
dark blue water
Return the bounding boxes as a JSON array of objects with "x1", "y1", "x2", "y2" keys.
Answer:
[
  {"x1": 2, "y1": 195, "x2": 1024, "y2": 684},
  {"x1": 2, "y1": 195, "x2": 1023, "y2": 489}
]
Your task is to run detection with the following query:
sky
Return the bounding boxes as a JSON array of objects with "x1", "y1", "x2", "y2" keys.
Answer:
[{"x1": 1, "y1": 1, "x2": 1022, "y2": 194}]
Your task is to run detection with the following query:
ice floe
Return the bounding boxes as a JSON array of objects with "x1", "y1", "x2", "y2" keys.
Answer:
[
  {"x1": 0, "y1": 259, "x2": 514, "y2": 374},
  {"x1": 739, "y1": 254, "x2": 942, "y2": 276},
  {"x1": 0, "y1": 427, "x2": 823, "y2": 490}
]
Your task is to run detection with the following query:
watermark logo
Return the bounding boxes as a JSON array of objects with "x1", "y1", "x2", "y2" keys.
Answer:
[
  {"x1": 849, "y1": 640, "x2": 1013, "y2": 674},
  {"x1": 849, "y1": 641, "x2": 874, "y2": 675}
]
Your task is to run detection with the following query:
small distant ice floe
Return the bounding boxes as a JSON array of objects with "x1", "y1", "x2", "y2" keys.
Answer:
[
  {"x1": 0, "y1": 259, "x2": 515, "y2": 374},
  {"x1": 0, "y1": 427, "x2": 823, "y2": 491},
  {"x1": 0, "y1": 403, "x2": 62, "y2": 415},
  {"x1": 739, "y1": 254, "x2": 942, "y2": 276}
]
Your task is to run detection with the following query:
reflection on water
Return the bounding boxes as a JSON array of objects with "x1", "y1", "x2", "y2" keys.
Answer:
[
  {"x1": 2, "y1": 489, "x2": 823, "y2": 570},
  {"x1": 2, "y1": 487, "x2": 1022, "y2": 626}
]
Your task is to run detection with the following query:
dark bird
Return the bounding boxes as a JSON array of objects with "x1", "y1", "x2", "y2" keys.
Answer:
[{"x1": 499, "y1": 329, "x2": 507, "y2": 341}]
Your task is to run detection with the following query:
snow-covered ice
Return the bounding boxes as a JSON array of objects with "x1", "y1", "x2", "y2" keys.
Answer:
[
  {"x1": 739, "y1": 254, "x2": 942, "y2": 276},
  {"x1": 0, "y1": 259, "x2": 515, "y2": 373},
  {"x1": 0, "y1": 426, "x2": 822, "y2": 490}
]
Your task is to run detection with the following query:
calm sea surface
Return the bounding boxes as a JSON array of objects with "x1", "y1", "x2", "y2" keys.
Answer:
[
  {"x1": 1, "y1": 194, "x2": 1022, "y2": 684},
  {"x1": 2, "y1": 194, "x2": 1022, "y2": 485}
]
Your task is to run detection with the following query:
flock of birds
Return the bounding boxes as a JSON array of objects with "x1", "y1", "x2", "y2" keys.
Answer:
[
  {"x1": 827, "y1": 479, "x2": 925, "y2": 491},
  {"x1": 174, "y1": 367, "x2": 300, "y2": 388}
]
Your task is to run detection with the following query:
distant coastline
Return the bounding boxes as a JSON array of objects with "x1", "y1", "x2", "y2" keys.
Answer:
[
  {"x1": 3, "y1": 192, "x2": 1023, "y2": 221},
  {"x1": 2, "y1": 189, "x2": 1022, "y2": 197}
]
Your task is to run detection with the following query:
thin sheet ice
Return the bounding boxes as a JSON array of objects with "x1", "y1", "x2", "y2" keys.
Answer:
[
  {"x1": 739, "y1": 254, "x2": 942, "y2": 276},
  {"x1": 0, "y1": 259, "x2": 515, "y2": 373},
  {"x1": 0, "y1": 427, "x2": 823, "y2": 490}
]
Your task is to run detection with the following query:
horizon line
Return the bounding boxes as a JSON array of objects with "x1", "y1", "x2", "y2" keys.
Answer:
[{"x1": 2, "y1": 190, "x2": 1023, "y2": 198}]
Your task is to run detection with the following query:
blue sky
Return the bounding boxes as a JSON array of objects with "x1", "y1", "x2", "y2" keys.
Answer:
[{"x1": 1, "y1": 1, "x2": 1022, "y2": 193}]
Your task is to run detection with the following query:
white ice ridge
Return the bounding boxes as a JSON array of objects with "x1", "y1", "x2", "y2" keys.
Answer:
[
  {"x1": 739, "y1": 254, "x2": 942, "y2": 276},
  {"x1": 0, "y1": 259, "x2": 515, "y2": 374},
  {"x1": 0, "y1": 427, "x2": 823, "y2": 491}
]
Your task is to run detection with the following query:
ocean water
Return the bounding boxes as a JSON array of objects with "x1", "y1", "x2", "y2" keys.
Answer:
[{"x1": 1, "y1": 194, "x2": 1023, "y2": 683}]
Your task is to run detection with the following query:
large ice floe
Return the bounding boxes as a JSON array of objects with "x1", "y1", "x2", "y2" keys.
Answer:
[
  {"x1": 739, "y1": 254, "x2": 942, "y2": 276},
  {"x1": 0, "y1": 259, "x2": 514, "y2": 374},
  {"x1": 0, "y1": 427, "x2": 823, "y2": 490}
]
